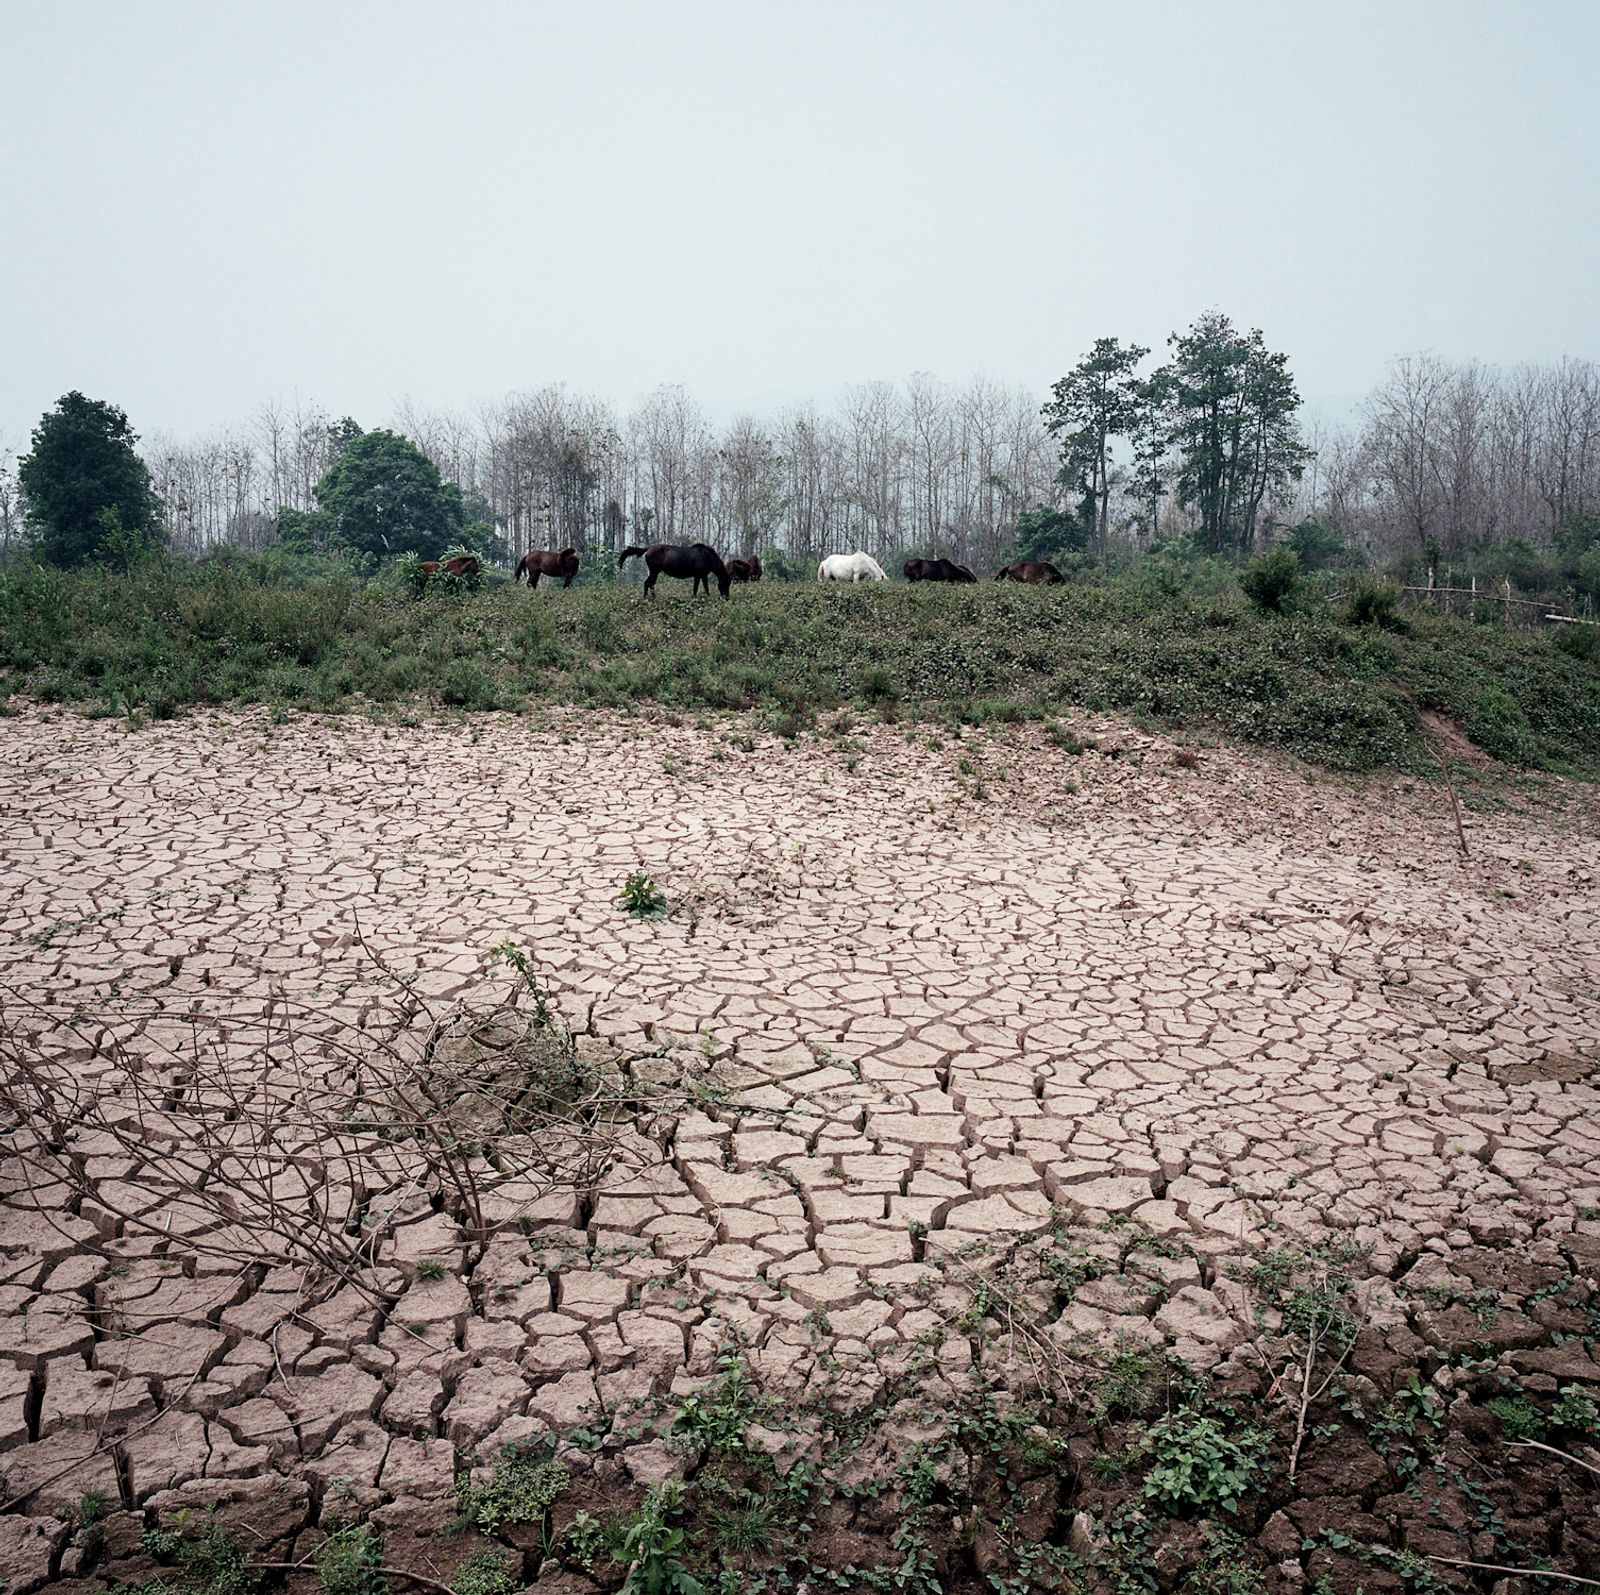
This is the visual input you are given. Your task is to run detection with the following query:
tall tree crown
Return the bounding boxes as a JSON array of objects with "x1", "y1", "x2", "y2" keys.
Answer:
[
  {"x1": 18, "y1": 391, "x2": 162, "y2": 567},
  {"x1": 312, "y1": 428, "x2": 465, "y2": 558}
]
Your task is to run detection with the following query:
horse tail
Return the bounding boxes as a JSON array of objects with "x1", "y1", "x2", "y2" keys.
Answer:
[
  {"x1": 619, "y1": 546, "x2": 644, "y2": 567},
  {"x1": 513, "y1": 555, "x2": 526, "y2": 584}
]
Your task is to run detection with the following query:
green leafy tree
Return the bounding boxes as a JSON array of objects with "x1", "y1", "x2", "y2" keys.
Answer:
[
  {"x1": 313, "y1": 429, "x2": 464, "y2": 559},
  {"x1": 1042, "y1": 337, "x2": 1148, "y2": 554},
  {"x1": 1127, "y1": 366, "x2": 1176, "y2": 546},
  {"x1": 1009, "y1": 505, "x2": 1090, "y2": 566},
  {"x1": 1166, "y1": 313, "x2": 1311, "y2": 554},
  {"x1": 274, "y1": 506, "x2": 334, "y2": 552},
  {"x1": 455, "y1": 486, "x2": 505, "y2": 563},
  {"x1": 328, "y1": 415, "x2": 365, "y2": 457},
  {"x1": 18, "y1": 392, "x2": 163, "y2": 567},
  {"x1": 1284, "y1": 516, "x2": 1349, "y2": 570}
]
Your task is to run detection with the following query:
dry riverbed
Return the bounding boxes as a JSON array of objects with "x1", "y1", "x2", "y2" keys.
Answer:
[{"x1": 0, "y1": 706, "x2": 1596, "y2": 1592}]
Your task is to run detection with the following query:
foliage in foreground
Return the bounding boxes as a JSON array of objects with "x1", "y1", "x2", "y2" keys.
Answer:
[{"x1": 1, "y1": 551, "x2": 1597, "y2": 773}]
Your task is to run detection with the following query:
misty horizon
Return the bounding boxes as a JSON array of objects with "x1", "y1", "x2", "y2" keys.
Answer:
[{"x1": 4, "y1": 1, "x2": 1597, "y2": 457}]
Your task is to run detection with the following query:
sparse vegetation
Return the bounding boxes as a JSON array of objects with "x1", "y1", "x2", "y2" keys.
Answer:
[
  {"x1": 455, "y1": 1440, "x2": 570, "y2": 1536},
  {"x1": 139, "y1": 1515, "x2": 252, "y2": 1595},
  {"x1": 621, "y1": 870, "x2": 668, "y2": 918},
  {"x1": 1136, "y1": 1408, "x2": 1269, "y2": 1515},
  {"x1": 314, "y1": 1525, "x2": 387, "y2": 1595},
  {"x1": 448, "y1": 1547, "x2": 519, "y2": 1595}
]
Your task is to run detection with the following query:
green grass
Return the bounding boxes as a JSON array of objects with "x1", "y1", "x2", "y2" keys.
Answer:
[{"x1": 2, "y1": 551, "x2": 1598, "y2": 773}]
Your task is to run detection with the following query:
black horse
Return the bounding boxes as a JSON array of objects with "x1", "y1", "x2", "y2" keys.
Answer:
[
  {"x1": 619, "y1": 542, "x2": 732, "y2": 599},
  {"x1": 904, "y1": 557, "x2": 977, "y2": 584}
]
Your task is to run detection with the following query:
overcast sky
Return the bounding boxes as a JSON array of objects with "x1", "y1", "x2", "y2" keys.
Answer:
[{"x1": 3, "y1": 0, "x2": 1597, "y2": 452}]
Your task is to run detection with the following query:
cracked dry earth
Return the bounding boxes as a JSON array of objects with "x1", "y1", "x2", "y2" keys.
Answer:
[{"x1": 1, "y1": 705, "x2": 1598, "y2": 1592}]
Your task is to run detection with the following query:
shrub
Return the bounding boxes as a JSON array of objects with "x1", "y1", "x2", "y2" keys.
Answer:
[
  {"x1": 396, "y1": 552, "x2": 427, "y2": 596},
  {"x1": 1343, "y1": 576, "x2": 1404, "y2": 629},
  {"x1": 1463, "y1": 683, "x2": 1536, "y2": 763},
  {"x1": 439, "y1": 660, "x2": 501, "y2": 710},
  {"x1": 1239, "y1": 548, "x2": 1301, "y2": 613},
  {"x1": 1285, "y1": 517, "x2": 1351, "y2": 571},
  {"x1": 860, "y1": 664, "x2": 897, "y2": 702},
  {"x1": 1554, "y1": 624, "x2": 1600, "y2": 664}
]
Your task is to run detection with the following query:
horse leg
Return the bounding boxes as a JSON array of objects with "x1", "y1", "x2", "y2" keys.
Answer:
[
  {"x1": 563, "y1": 574, "x2": 574, "y2": 588},
  {"x1": 530, "y1": 569, "x2": 541, "y2": 589},
  {"x1": 644, "y1": 566, "x2": 659, "y2": 595}
]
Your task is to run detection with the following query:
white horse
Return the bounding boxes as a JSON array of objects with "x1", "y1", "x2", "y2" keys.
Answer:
[{"x1": 817, "y1": 551, "x2": 888, "y2": 582}]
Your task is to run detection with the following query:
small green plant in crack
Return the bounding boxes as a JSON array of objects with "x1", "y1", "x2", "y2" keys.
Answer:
[
  {"x1": 800, "y1": 1306, "x2": 832, "y2": 1342},
  {"x1": 413, "y1": 1257, "x2": 446, "y2": 1282},
  {"x1": 564, "y1": 1510, "x2": 609, "y2": 1572},
  {"x1": 141, "y1": 1513, "x2": 253, "y2": 1595},
  {"x1": 314, "y1": 1525, "x2": 387, "y2": 1595},
  {"x1": 671, "y1": 1352, "x2": 761, "y2": 1453},
  {"x1": 621, "y1": 871, "x2": 668, "y2": 918},
  {"x1": 72, "y1": 1488, "x2": 111, "y2": 1561},
  {"x1": 75, "y1": 1488, "x2": 111, "y2": 1528},
  {"x1": 1552, "y1": 1383, "x2": 1599, "y2": 1434},
  {"x1": 485, "y1": 935, "x2": 553, "y2": 1026},
  {"x1": 449, "y1": 1548, "x2": 519, "y2": 1595},
  {"x1": 1369, "y1": 1374, "x2": 1445, "y2": 1474},
  {"x1": 454, "y1": 1440, "x2": 569, "y2": 1537},
  {"x1": 1186, "y1": 1525, "x2": 1267, "y2": 1595},
  {"x1": 1486, "y1": 1393, "x2": 1546, "y2": 1442},
  {"x1": 1136, "y1": 1408, "x2": 1268, "y2": 1515},
  {"x1": 614, "y1": 1482, "x2": 705, "y2": 1595},
  {"x1": 704, "y1": 1487, "x2": 779, "y2": 1562},
  {"x1": 1092, "y1": 1349, "x2": 1157, "y2": 1421}
]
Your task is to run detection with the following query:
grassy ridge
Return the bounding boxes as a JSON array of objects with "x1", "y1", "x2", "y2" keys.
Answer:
[{"x1": 2, "y1": 554, "x2": 1598, "y2": 773}]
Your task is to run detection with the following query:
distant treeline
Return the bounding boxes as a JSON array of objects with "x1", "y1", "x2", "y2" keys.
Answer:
[{"x1": 2, "y1": 319, "x2": 1596, "y2": 583}]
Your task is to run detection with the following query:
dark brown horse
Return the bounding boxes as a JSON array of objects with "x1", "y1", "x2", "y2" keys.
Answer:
[
  {"x1": 904, "y1": 557, "x2": 977, "y2": 584},
  {"x1": 419, "y1": 554, "x2": 480, "y2": 582},
  {"x1": 996, "y1": 561, "x2": 1065, "y2": 584},
  {"x1": 728, "y1": 554, "x2": 763, "y2": 584},
  {"x1": 515, "y1": 547, "x2": 580, "y2": 588},
  {"x1": 619, "y1": 542, "x2": 732, "y2": 599}
]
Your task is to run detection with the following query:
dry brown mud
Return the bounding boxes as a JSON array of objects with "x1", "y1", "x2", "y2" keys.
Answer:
[{"x1": 0, "y1": 707, "x2": 1597, "y2": 1593}]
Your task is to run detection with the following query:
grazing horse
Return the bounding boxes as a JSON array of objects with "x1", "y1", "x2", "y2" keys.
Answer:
[
  {"x1": 619, "y1": 542, "x2": 732, "y2": 599},
  {"x1": 728, "y1": 554, "x2": 763, "y2": 584},
  {"x1": 419, "y1": 554, "x2": 480, "y2": 583},
  {"x1": 904, "y1": 557, "x2": 977, "y2": 584},
  {"x1": 996, "y1": 561, "x2": 1065, "y2": 584},
  {"x1": 515, "y1": 547, "x2": 580, "y2": 588},
  {"x1": 818, "y1": 551, "x2": 888, "y2": 582}
]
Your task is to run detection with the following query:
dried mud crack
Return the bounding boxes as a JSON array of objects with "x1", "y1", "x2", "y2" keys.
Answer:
[{"x1": 0, "y1": 706, "x2": 1596, "y2": 1593}]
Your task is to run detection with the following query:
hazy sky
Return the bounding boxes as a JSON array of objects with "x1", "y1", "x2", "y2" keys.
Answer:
[{"x1": 3, "y1": 0, "x2": 1597, "y2": 452}]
